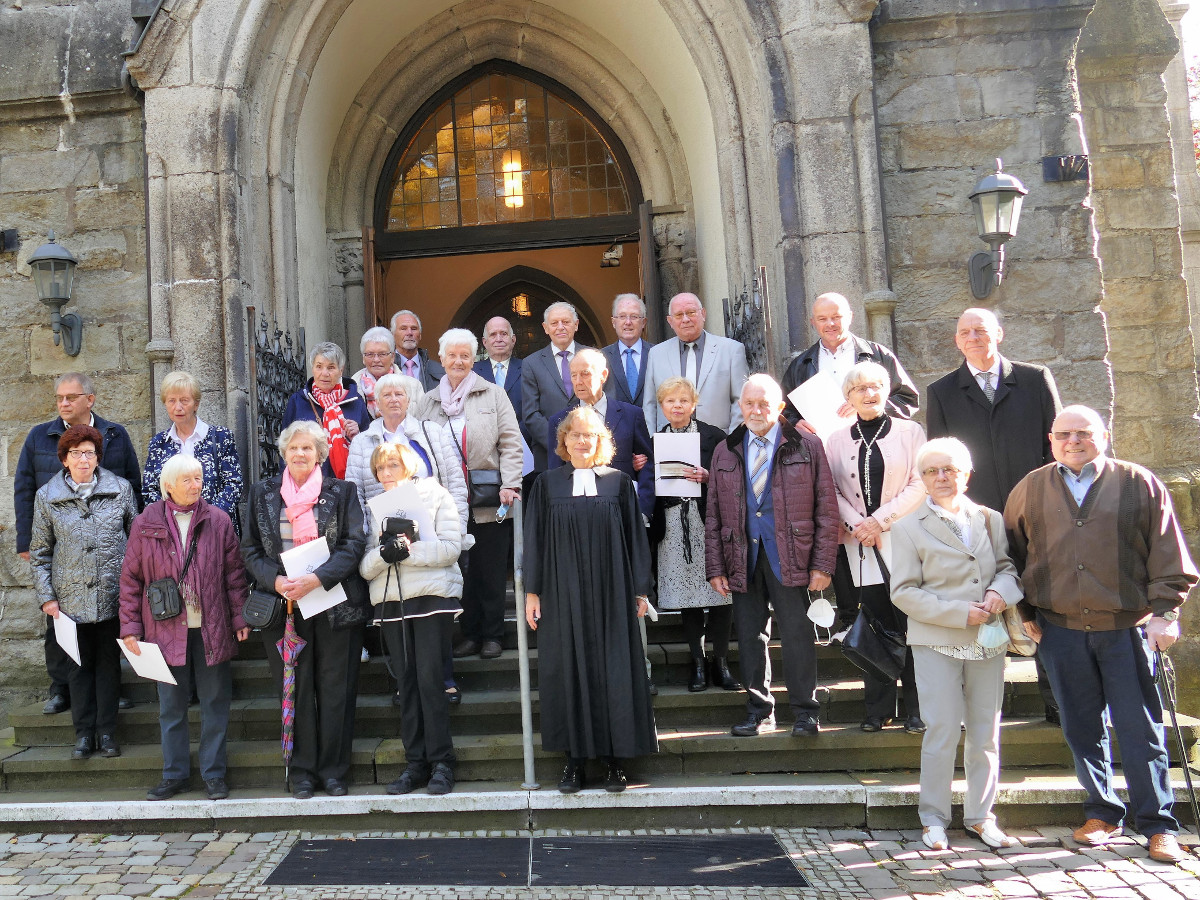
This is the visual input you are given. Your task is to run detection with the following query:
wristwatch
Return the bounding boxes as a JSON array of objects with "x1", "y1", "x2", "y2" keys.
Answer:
[{"x1": 1156, "y1": 609, "x2": 1180, "y2": 622}]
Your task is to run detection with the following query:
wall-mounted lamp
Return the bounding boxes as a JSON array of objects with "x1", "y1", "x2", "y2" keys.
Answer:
[
  {"x1": 967, "y1": 158, "x2": 1028, "y2": 300},
  {"x1": 600, "y1": 242, "x2": 623, "y2": 268},
  {"x1": 28, "y1": 231, "x2": 82, "y2": 357},
  {"x1": 502, "y1": 151, "x2": 524, "y2": 208}
]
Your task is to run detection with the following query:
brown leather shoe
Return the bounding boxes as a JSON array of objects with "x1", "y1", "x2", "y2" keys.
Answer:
[
  {"x1": 1147, "y1": 833, "x2": 1188, "y2": 864},
  {"x1": 1073, "y1": 819, "x2": 1122, "y2": 845}
]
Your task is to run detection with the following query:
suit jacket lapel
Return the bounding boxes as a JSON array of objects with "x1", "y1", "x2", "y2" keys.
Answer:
[
  {"x1": 543, "y1": 346, "x2": 569, "y2": 400},
  {"x1": 609, "y1": 346, "x2": 632, "y2": 400},
  {"x1": 992, "y1": 357, "x2": 1014, "y2": 407},
  {"x1": 696, "y1": 336, "x2": 717, "y2": 390},
  {"x1": 918, "y1": 508, "x2": 968, "y2": 553},
  {"x1": 955, "y1": 362, "x2": 993, "y2": 410}
]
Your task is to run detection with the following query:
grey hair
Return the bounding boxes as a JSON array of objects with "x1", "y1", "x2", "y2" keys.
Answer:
[
  {"x1": 841, "y1": 361, "x2": 892, "y2": 400},
  {"x1": 438, "y1": 327, "x2": 479, "y2": 358},
  {"x1": 277, "y1": 420, "x2": 330, "y2": 463},
  {"x1": 543, "y1": 301, "x2": 578, "y2": 324},
  {"x1": 739, "y1": 373, "x2": 783, "y2": 407},
  {"x1": 56, "y1": 372, "x2": 94, "y2": 395},
  {"x1": 159, "y1": 454, "x2": 204, "y2": 499},
  {"x1": 915, "y1": 437, "x2": 973, "y2": 475},
  {"x1": 390, "y1": 309, "x2": 423, "y2": 331},
  {"x1": 309, "y1": 341, "x2": 346, "y2": 372},
  {"x1": 572, "y1": 347, "x2": 608, "y2": 371},
  {"x1": 374, "y1": 373, "x2": 410, "y2": 399},
  {"x1": 1057, "y1": 404, "x2": 1109, "y2": 434},
  {"x1": 611, "y1": 293, "x2": 646, "y2": 317},
  {"x1": 359, "y1": 326, "x2": 395, "y2": 355}
]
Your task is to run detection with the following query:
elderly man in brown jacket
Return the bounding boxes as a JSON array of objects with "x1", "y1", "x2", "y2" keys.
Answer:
[
  {"x1": 1004, "y1": 405, "x2": 1198, "y2": 865},
  {"x1": 706, "y1": 374, "x2": 840, "y2": 738}
]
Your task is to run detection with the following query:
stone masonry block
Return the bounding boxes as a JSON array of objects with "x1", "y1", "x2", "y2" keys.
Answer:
[
  {"x1": 1061, "y1": 312, "x2": 1111, "y2": 362},
  {"x1": 890, "y1": 213, "x2": 978, "y2": 267},
  {"x1": 0, "y1": 190, "x2": 70, "y2": 236},
  {"x1": 0, "y1": 120, "x2": 60, "y2": 154},
  {"x1": 167, "y1": 172, "x2": 222, "y2": 280},
  {"x1": 794, "y1": 121, "x2": 867, "y2": 235},
  {"x1": 144, "y1": 86, "x2": 224, "y2": 175},
  {"x1": 990, "y1": 259, "x2": 1103, "y2": 315},
  {"x1": 992, "y1": 315, "x2": 1058, "y2": 364},
  {"x1": 877, "y1": 74, "x2": 979, "y2": 124},
  {"x1": 1108, "y1": 325, "x2": 1158, "y2": 373},
  {"x1": 1053, "y1": 359, "x2": 1113, "y2": 411},
  {"x1": 1083, "y1": 107, "x2": 1173, "y2": 148},
  {"x1": 978, "y1": 73, "x2": 1038, "y2": 117},
  {"x1": 0, "y1": 327, "x2": 30, "y2": 378},
  {"x1": 75, "y1": 188, "x2": 147, "y2": 232},
  {"x1": 1102, "y1": 278, "x2": 1190, "y2": 325},
  {"x1": 0, "y1": 148, "x2": 100, "y2": 194},
  {"x1": 100, "y1": 143, "x2": 144, "y2": 187},
  {"x1": 881, "y1": 168, "x2": 983, "y2": 218},
  {"x1": 1097, "y1": 233, "x2": 1156, "y2": 279},
  {"x1": 896, "y1": 117, "x2": 1041, "y2": 169},
  {"x1": 1088, "y1": 152, "x2": 1148, "y2": 190},
  {"x1": 30, "y1": 323, "x2": 122, "y2": 376},
  {"x1": 781, "y1": 30, "x2": 874, "y2": 121}
]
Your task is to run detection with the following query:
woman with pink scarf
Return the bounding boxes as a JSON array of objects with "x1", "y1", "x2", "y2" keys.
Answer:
[
  {"x1": 241, "y1": 420, "x2": 371, "y2": 799},
  {"x1": 281, "y1": 342, "x2": 372, "y2": 479}
]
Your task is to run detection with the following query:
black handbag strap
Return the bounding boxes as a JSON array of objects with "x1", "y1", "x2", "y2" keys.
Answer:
[{"x1": 179, "y1": 527, "x2": 199, "y2": 581}]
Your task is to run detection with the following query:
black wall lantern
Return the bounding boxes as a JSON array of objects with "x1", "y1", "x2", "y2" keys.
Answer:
[{"x1": 28, "y1": 231, "x2": 82, "y2": 357}]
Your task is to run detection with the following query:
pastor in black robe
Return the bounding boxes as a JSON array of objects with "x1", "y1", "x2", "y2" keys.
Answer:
[{"x1": 524, "y1": 464, "x2": 658, "y2": 760}]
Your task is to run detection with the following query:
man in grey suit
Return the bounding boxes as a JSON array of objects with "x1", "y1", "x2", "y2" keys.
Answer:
[
  {"x1": 642, "y1": 292, "x2": 749, "y2": 434},
  {"x1": 392, "y1": 309, "x2": 446, "y2": 391},
  {"x1": 520, "y1": 301, "x2": 590, "y2": 474},
  {"x1": 602, "y1": 293, "x2": 653, "y2": 408}
]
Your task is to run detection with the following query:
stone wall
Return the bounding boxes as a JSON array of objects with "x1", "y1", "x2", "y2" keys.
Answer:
[{"x1": 0, "y1": 1, "x2": 148, "y2": 719}]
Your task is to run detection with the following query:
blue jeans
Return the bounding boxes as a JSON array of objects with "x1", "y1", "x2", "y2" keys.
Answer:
[
  {"x1": 1037, "y1": 614, "x2": 1177, "y2": 836},
  {"x1": 158, "y1": 629, "x2": 233, "y2": 782}
]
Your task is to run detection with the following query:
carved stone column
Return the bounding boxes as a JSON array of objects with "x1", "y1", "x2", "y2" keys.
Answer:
[
  {"x1": 144, "y1": 339, "x2": 177, "y2": 432},
  {"x1": 863, "y1": 290, "x2": 898, "y2": 350},
  {"x1": 334, "y1": 242, "x2": 365, "y2": 365}
]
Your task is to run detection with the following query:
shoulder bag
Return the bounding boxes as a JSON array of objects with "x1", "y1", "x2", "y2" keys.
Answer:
[
  {"x1": 840, "y1": 545, "x2": 907, "y2": 682},
  {"x1": 449, "y1": 423, "x2": 502, "y2": 510},
  {"x1": 243, "y1": 589, "x2": 283, "y2": 630},
  {"x1": 980, "y1": 513, "x2": 1037, "y2": 656},
  {"x1": 146, "y1": 530, "x2": 198, "y2": 622}
]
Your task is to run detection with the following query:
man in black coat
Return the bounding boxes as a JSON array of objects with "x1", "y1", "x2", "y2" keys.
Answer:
[
  {"x1": 14, "y1": 373, "x2": 143, "y2": 714},
  {"x1": 925, "y1": 306, "x2": 1063, "y2": 723},
  {"x1": 781, "y1": 292, "x2": 918, "y2": 427},
  {"x1": 602, "y1": 293, "x2": 654, "y2": 408},
  {"x1": 391, "y1": 310, "x2": 446, "y2": 391}
]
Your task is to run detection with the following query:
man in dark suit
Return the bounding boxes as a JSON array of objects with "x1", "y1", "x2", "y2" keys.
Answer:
[
  {"x1": 781, "y1": 292, "x2": 918, "y2": 427},
  {"x1": 392, "y1": 309, "x2": 446, "y2": 391},
  {"x1": 520, "y1": 301, "x2": 590, "y2": 477},
  {"x1": 926, "y1": 306, "x2": 1063, "y2": 723},
  {"x1": 472, "y1": 316, "x2": 523, "y2": 420},
  {"x1": 602, "y1": 293, "x2": 654, "y2": 408},
  {"x1": 547, "y1": 348, "x2": 655, "y2": 519}
]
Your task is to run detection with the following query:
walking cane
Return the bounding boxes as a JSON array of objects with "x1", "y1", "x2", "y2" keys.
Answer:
[{"x1": 1154, "y1": 649, "x2": 1200, "y2": 849}]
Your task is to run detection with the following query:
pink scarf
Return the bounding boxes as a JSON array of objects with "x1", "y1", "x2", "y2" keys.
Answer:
[
  {"x1": 281, "y1": 467, "x2": 322, "y2": 545},
  {"x1": 438, "y1": 370, "x2": 477, "y2": 419},
  {"x1": 358, "y1": 365, "x2": 400, "y2": 418}
]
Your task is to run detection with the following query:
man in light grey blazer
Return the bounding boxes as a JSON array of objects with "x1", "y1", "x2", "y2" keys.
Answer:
[
  {"x1": 602, "y1": 293, "x2": 654, "y2": 408},
  {"x1": 520, "y1": 301, "x2": 591, "y2": 474},
  {"x1": 642, "y1": 292, "x2": 749, "y2": 434}
]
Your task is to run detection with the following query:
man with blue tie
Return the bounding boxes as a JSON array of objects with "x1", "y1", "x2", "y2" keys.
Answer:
[
  {"x1": 472, "y1": 316, "x2": 523, "y2": 420},
  {"x1": 602, "y1": 294, "x2": 653, "y2": 408},
  {"x1": 705, "y1": 375, "x2": 839, "y2": 738}
]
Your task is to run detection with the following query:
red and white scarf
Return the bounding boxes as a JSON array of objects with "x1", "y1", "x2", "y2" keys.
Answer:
[{"x1": 311, "y1": 383, "x2": 350, "y2": 478}]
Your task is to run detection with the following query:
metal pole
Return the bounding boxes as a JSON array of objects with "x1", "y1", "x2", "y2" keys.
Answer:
[
  {"x1": 512, "y1": 497, "x2": 539, "y2": 789},
  {"x1": 245, "y1": 306, "x2": 260, "y2": 482}
]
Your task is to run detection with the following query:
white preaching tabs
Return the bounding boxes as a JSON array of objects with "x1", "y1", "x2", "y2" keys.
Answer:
[
  {"x1": 53, "y1": 612, "x2": 81, "y2": 666},
  {"x1": 653, "y1": 432, "x2": 702, "y2": 499},
  {"x1": 366, "y1": 480, "x2": 435, "y2": 543},
  {"x1": 787, "y1": 370, "x2": 851, "y2": 441},
  {"x1": 281, "y1": 537, "x2": 348, "y2": 619},
  {"x1": 117, "y1": 639, "x2": 178, "y2": 686}
]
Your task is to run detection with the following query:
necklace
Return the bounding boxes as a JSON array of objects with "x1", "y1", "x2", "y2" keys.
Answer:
[{"x1": 854, "y1": 417, "x2": 885, "y2": 510}]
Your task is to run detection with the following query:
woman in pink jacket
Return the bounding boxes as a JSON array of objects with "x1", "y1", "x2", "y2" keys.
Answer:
[
  {"x1": 824, "y1": 362, "x2": 927, "y2": 733},
  {"x1": 119, "y1": 454, "x2": 250, "y2": 802}
]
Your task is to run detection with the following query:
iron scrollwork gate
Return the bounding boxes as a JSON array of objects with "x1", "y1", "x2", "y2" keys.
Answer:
[
  {"x1": 246, "y1": 308, "x2": 307, "y2": 481},
  {"x1": 722, "y1": 265, "x2": 776, "y2": 377}
]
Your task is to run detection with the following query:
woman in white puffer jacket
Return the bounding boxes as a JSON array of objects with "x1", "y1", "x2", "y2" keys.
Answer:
[{"x1": 359, "y1": 442, "x2": 462, "y2": 796}]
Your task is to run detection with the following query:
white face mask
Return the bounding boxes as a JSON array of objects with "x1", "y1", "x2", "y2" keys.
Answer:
[{"x1": 808, "y1": 594, "x2": 835, "y2": 628}]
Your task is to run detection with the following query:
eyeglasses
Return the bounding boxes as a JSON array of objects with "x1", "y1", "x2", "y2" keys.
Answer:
[
  {"x1": 668, "y1": 310, "x2": 702, "y2": 321},
  {"x1": 850, "y1": 384, "x2": 884, "y2": 394},
  {"x1": 1052, "y1": 430, "x2": 1094, "y2": 441},
  {"x1": 67, "y1": 450, "x2": 97, "y2": 460},
  {"x1": 614, "y1": 314, "x2": 645, "y2": 322},
  {"x1": 56, "y1": 393, "x2": 88, "y2": 403},
  {"x1": 362, "y1": 351, "x2": 392, "y2": 360},
  {"x1": 567, "y1": 431, "x2": 600, "y2": 441},
  {"x1": 921, "y1": 466, "x2": 961, "y2": 478}
]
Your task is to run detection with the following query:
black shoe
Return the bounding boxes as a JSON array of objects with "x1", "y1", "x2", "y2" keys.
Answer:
[
  {"x1": 904, "y1": 716, "x2": 927, "y2": 735},
  {"x1": 72, "y1": 736, "x2": 94, "y2": 760},
  {"x1": 118, "y1": 697, "x2": 134, "y2": 710},
  {"x1": 204, "y1": 778, "x2": 229, "y2": 800},
  {"x1": 605, "y1": 761, "x2": 628, "y2": 793},
  {"x1": 387, "y1": 765, "x2": 430, "y2": 795},
  {"x1": 480, "y1": 640, "x2": 503, "y2": 660},
  {"x1": 1045, "y1": 707, "x2": 1061, "y2": 727},
  {"x1": 558, "y1": 759, "x2": 584, "y2": 794},
  {"x1": 391, "y1": 691, "x2": 403, "y2": 708},
  {"x1": 731, "y1": 713, "x2": 776, "y2": 737},
  {"x1": 427, "y1": 762, "x2": 455, "y2": 795},
  {"x1": 648, "y1": 681, "x2": 658, "y2": 696},
  {"x1": 43, "y1": 693, "x2": 70, "y2": 715},
  {"x1": 860, "y1": 716, "x2": 886, "y2": 733},
  {"x1": 688, "y1": 656, "x2": 708, "y2": 692},
  {"x1": 292, "y1": 781, "x2": 316, "y2": 800},
  {"x1": 792, "y1": 716, "x2": 820, "y2": 737},
  {"x1": 711, "y1": 657, "x2": 742, "y2": 691},
  {"x1": 452, "y1": 639, "x2": 481, "y2": 658},
  {"x1": 98, "y1": 734, "x2": 121, "y2": 757},
  {"x1": 324, "y1": 778, "x2": 348, "y2": 796},
  {"x1": 146, "y1": 777, "x2": 189, "y2": 801},
  {"x1": 446, "y1": 686, "x2": 462, "y2": 706}
]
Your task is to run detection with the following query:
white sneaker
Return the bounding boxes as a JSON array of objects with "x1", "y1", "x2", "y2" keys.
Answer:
[
  {"x1": 360, "y1": 647, "x2": 370, "y2": 663},
  {"x1": 922, "y1": 825, "x2": 949, "y2": 850},
  {"x1": 967, "y1": 820, "x2": 1018, "y2": 849}
]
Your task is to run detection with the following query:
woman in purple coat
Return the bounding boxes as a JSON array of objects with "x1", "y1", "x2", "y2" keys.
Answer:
[{"x1": 119, "y1": 455, "x2": 250, "y2": 802}]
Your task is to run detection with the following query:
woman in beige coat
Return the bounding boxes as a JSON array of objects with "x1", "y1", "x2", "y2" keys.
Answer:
[
  {"x1": 890, "y1": 437, "x2": 1024, "y2": 852},
  {"x1": 417, "y1": 328, "x2": 523, "y2": 663}
]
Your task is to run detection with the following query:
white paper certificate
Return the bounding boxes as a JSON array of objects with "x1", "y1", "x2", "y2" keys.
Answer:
[
  {"x1": 281, "y1": 537, "x2": 347, "y2": 619},
  {"x1": 53, "y1": 613, "x2": 81, "y2": 666},
  {"x1": 116, "y1": 639, "x2": 178, "y2": 685},
  {"x1": 654, "y1": 432, "x2": 702, "y2": 498},
  {"x1": 787, "y1": 371, "x2": 853, "y2": 441},
  {"x1": 367, "y1": 480, "x2": 435, "y2": 543},
  {"x1": 848, "y1": 533, "x2": 893, "y2": 587}
]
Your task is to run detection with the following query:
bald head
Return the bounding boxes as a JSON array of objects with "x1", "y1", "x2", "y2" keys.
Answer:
[
  {"x1": 666, "y1": 292, "x2": 706, "y2": 343},
  {"x1": 482, "y1": 316, "x2": 515, "y2": 362},
  {"x1": 955, "y1": 308, "x2": 1004, "y2": 370},
  {"x1": 812, "y1": 292, "x2": 853, "y2": 351},
  {"x1": 1050, "y1": 405, "x2": 1110, "y2": 473}
]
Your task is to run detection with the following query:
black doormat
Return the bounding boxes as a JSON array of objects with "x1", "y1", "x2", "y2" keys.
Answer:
[{"x1": 265, "y1": 834, "x2": 807, "y2": 887}]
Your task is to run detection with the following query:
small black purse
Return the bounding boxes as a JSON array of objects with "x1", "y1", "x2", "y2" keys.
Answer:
[
  {"x1": 243, "y1": 589, "x2": 283, "y2": 630},
  {"x1": 146, "y1": 533, "x2": 198, "y2": 622}
]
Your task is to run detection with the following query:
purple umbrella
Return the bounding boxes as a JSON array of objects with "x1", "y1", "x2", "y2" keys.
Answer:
[{"x1": 276, "y1": 598, "x2": 307, "y2": 790}]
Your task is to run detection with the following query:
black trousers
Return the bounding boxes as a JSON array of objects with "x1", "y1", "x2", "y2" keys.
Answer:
[
  {"x1": 383, "y1": 612, "x2": 455, "y2": 768},
  {"x1": 261, "y1": 613, "x2": 365, "y2": 786},
  {"x1": 45, "y1": 614, "x2": 73, "y2": 694},
  {"x1": 461, "y1": 518, "x2": 512, "y2": 643},
  {"x1": 733, "y1": 553, "x2": 819, "y2": 720},
  {"x1": 681, "y1": 606, "x2": 734, "y2": 658},
  {"x1": 69, "y1": 617, "x2": 121, "y2": 740},
  {"x1": 831, "y1": 545, "x2": 861, "y2": 629}
]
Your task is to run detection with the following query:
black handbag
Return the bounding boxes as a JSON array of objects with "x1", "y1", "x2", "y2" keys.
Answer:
[
  {"x1": 839, "y1": 545, "x2": 906, "y2": 682},
  {"x1": 146, "y1": 531, "x2": 198, "y2": 622},
  {"x1": 448, "y1": 427, "x2": 503, "y2": 509},
  {"x1": 243, "y1": 589, "x2": 283, "y2": 630}
]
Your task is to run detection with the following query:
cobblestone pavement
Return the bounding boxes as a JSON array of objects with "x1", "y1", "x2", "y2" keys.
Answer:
[{"x1": 0, "y1": 826, "x2": 1195, "y2": 898}]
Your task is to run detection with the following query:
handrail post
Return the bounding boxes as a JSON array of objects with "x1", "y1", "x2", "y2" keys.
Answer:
[{"x1": 512, "y1": 497, "x2": 539, "y2": 789}]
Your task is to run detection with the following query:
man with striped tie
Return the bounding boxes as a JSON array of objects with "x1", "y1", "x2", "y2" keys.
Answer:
[{"x1": 704, "y1": 374, "x2": 840, "y2": 738}]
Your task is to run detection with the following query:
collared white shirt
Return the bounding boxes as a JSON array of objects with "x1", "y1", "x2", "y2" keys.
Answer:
[
  {"x1": 967, "y1": 359, "x2": 1002, "y2": 396},
  {"x1": 620, "y1": 338, "x2": 644, "y2": 371},
  {"x1": 489, "y1": 356, "x2": 512, "y2": 387},
  {"x1": 817, "y1": 338, "x2": 856, "y2": 385},
  {"x1": 926, "y1": 497, "x2": 973, "y2": 547},
  {"x1": 1057, "y1": 456, "x2": 1103, "y2": 507},
  {"x1": 581, "y1": 394, "x2": 608, "y2": 418},
  {"x1": 168, "y1": 417, "x2": 210, "y2": 458}
]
